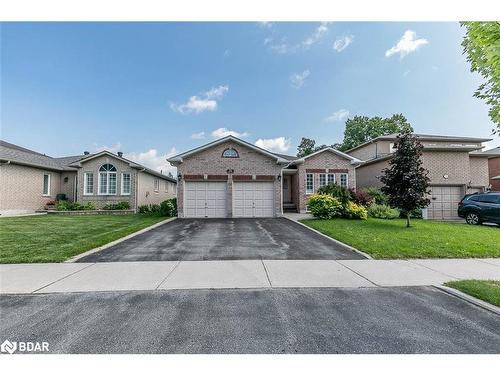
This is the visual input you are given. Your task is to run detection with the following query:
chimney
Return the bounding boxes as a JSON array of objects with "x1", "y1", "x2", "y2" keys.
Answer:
[
  {"x1": 84, "y1": 151, "x2": 90, "y2": 155},
  {"x1": 118, "y1": 151, "x2": 123, "y2": 157}
]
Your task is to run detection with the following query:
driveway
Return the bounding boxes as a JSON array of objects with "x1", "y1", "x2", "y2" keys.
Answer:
[
  {"x1": 76, "y1": 218, "x2": 365, "y2": 262},
  {"x1": 1, "y1": 287, "x2": 498, "y2": 353}
]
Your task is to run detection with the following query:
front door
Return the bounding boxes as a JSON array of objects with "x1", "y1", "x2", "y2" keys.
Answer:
[{"x1": 283, "y1": 175, "x2": 292, "y2": 203}]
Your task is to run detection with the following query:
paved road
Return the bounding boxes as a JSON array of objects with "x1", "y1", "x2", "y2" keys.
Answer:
[
  {"x1": 77, "y1": 218, "x2": 365, "y2": 262},
  {"x1": 1, "y1": 287, "x2": 499, "y2": 353}
]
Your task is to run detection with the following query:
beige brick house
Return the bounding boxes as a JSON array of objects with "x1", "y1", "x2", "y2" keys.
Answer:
[
  {"x1": 168, "y1": 135, "x2": 361, "y2": 218},
  {"x1": 346, "y1": 134, "x2": 492, "y2": 220},
  {"x1": 0, "y1": 140, "x2": 176, "y2": 215}
]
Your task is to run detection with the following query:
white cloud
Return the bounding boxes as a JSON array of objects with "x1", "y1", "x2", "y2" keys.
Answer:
[
  {"x1": 325, "y1": 109, "x2": 350, "y2": 122},
  {"x1": 190, "y1": 131, "x2": 205, "y2": 139},
  {"x1": 170, "y1": 85, "x2": 229, "y2": 114},
  {"x1": 333, "y1": 35, "x2": 354, "y2": 52},
  {"x1": 266, "y1": 22, "x2": 329, "y2": 54},
  {"x1": 302, "y1": 22, "x2": 329, "y2": 49},
  {"x1": 211, "y1": 127, "x2": 249, "y2": 139},
  {"x1": 258, "y1": 22, "x2": 273, "y2": 28},
  {"x1": 385, "y1": 30, "x2": 428, "y2": 58},
  {"x1": 124, "y1": 147, "x2": 177, "y2": 176},
  {"x1": 92, "y1": 142, "x2": 122, "y2": 153},
  {"x1": 255, "y1": 137, "x2": 291, "y2": 153},
  {"x1": 290, "y1": 69, "x2": 310, "y2": 89}
]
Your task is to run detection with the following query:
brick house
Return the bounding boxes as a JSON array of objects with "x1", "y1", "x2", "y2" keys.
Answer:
[
  {"x1": 0, "y1": 140, "x2": 176, "y2": 215},
  {"x1": 477, "y1": 146, "x2": 500, "y2": 191},
  {"x1": 168, "y1": 135, "x2": 361, "y2": 218},
  {"x1": 346, "y1": 134, "x2": 492, "y2": 220}
]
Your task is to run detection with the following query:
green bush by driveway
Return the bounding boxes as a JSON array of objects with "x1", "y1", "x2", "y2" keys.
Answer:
[
  {"x1": 445, "y1": 280, "x2": 500, "y2": 307},
  {"x1": 0, "y1": 214, "x2": 167, "y2": 263},
  {"x1": 301, "y1": 218, "x2": 500, "y2": 259}
]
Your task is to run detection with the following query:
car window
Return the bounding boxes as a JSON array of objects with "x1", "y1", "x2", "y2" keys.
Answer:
[
  {"x1": 468, "y1": 195, "x2": 481, "y2": 202},
  {"x1": 480, "y1": 195, "x2": 500, "y2": 204}
]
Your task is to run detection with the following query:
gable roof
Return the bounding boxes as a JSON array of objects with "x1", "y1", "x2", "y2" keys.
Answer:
[
  {"x1": 0, "y1": 140, "x2": 176, "y2": 182},
  {"x1": 345, "y1": 133, "x2": 492, "y2": 153},
  {"x1": 167, "y1": 135, "x2": 291, "y2": 164},
  {"x1": 291, "y1": 147, "x2": 362, "y2": 165}
]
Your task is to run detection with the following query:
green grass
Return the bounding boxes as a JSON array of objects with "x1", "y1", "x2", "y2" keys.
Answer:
[
  {"x1": 445, "y1": 280, "x2": 500, "y2": 307},
  {"x1": 301, "y1": 218, "x2": 500, "y2": 259},
  {"x1": 0, "y1": 214, "x2": 168, "y2": 263}
]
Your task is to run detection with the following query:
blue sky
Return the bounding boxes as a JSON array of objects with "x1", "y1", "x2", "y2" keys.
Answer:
[{"x1": 1, "y1": 22, "x2": 498, "y2": 174}]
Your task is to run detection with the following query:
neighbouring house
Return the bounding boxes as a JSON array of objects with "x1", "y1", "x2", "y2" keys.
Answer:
[
  {"x1": 167, "y1": 135, "x2": 361, "y2": 218},
  {"x1": 346, "y1": 134, "x2": 492, "y2": 220},
  {"x1": 0, "y1": 140, "x2": 176, "y2": 215},
  {"x1": 477, "y1": 146, "x2": 500, "y2": 191}
]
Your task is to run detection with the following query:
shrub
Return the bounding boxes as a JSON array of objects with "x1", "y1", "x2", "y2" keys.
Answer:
[
  {"x1": 400, "y1": 208, "x2": 423, "y2": 219},
  {"x1": 349, "y1": 189, "x2": 374, "y2": 207},
  {"x1": 83, "y1": 202, "x2": 96, "y2": 210},
  {"x1": 149, "y1": 204, "x2": 161, "y2": 213},
  {"x1": 317, "y1": 184, "x2": 352, "y2": 206},
  {"x1": 343, "y1": 201, "x2": 368, "y2": 220},
  {"x1": 367, "y1": 203, "x2": 400, "y2": 219},
  {"x1": 160, "y1": 198, "x2": 177, "y2": 217},
  {"x1": 307, "y1": 194, "x2": 342, "y2": 219},
  {"x1": 102, "y1": 201, "x2": 130, "y2": 210},
  {"x1": 138, "y1": 205, "x2": 151, "y2": 214},
  {"x1": 364, "y1": 187, "x2": 389, "y2": 205}
]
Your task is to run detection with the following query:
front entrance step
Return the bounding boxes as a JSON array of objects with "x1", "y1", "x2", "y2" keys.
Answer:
[{"x1": 283, "y1": 203, "x2": 297, "y2": 213}]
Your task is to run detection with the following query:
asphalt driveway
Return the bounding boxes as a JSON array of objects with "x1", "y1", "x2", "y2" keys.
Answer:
[
  {"x1": 1, "y1": 287, "x2": 498, "y2": 353},
  {"x1": 77, "y1": 218, "x2": 365, "y2": 262}
]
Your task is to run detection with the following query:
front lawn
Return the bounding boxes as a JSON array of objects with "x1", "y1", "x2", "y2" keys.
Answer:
[
  {"x1": 301, "y1": 218, "x2": 500, "y2": 259},
  {"x1": 445, "y1": 280, "x2": 500, "y2": 307},
  {"x1": 0, "y1": 214, "x2": 168, "y2": 263}
]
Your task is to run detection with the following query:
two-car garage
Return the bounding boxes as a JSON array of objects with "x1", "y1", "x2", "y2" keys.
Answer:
[{"x1": 184, "y1": 180, "x2": 275, "y2": 218}]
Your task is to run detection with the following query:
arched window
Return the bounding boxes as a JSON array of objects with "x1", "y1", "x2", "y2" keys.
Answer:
[
  {"x1": 98, "y1": 163, "x2": 117, "y2": 195},
  {"x1": 222, "y1": 148, "x2": 239, "y2": 158}
]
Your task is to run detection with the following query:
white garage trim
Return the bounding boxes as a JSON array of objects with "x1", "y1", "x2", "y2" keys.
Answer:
[
  {"x1": 184, "y1": 181, "x2": 227, "y2": 218},
  {"x1": 233, "y1": 181, "x2": 275, "y2": 218}
]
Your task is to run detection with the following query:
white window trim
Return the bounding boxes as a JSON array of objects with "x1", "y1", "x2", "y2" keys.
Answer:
[
  {"x1": 121, "y1": 173, "x2": 131, "y2": 195},
  {"x1": 154, "y1": 178, "x2": 159, "y2": 193},
  {"x1": 164, "y1": 180, "x2": 169, "y2": 193},
  {"x1": 98, "y1": 171, "x2": 117, "y2": 195},
  {"x1": 305, "y1": 173, "x2": 314, "y2": 195},
  {"x1": 83, "y1": 172, "x2": 94, "y2": 196},
  {"x1": 340, "y1": 173, "x2": 348, "y2": 188},
  {"x1": 42, "y1": 173, "x2": 51, "y2": 196},
  {"x1": 327, "y1": 173, "x2": 336, "y2": 185},
  {"x1": 319, "y1": 173, "x2": 327, "y2": 188}
]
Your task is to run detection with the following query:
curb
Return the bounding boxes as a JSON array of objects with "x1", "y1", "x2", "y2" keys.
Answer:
[
  {"x1": 434, "y1": 285, "x2": 500, "y2": 316},
  {"x1": 282, "y1": 216, "x2": 373, "y2": 260},
  {"x1": 65, "y1": 217, "x2": 177, "y2": 263}
]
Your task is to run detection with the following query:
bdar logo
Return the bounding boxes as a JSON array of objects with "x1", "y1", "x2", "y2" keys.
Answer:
[{"x1": 1, "y1": 340, "x2": 17, "y2": 354}]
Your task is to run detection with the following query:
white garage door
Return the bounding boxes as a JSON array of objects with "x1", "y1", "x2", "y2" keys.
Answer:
[
  {"x1": 233, "y1": 182, "x2": 275, "y2": 217},
  {"x1": 184, "y1": 181, "x2": 227, "y2": 218},
  {"x1": 428, "y1": 186, "x2": 463, "y2": 220}
]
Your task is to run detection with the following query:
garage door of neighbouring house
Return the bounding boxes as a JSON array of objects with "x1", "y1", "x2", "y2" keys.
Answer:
[
  {"x1": 184, "y1": 181, "x2": 227, "y2": 218},
  {"x1": 233, "y1": 181, "x2": 275, "y2": 217},
  {"x1": 428, "y1": 185, "x2": 463, "y2": 220}
]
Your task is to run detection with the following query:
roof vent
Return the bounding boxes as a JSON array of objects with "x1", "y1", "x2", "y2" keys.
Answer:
[
  {"x1": 117, "y1": 152, "x2": 123, "y2": 157},
  {"x1": 84, "y1": 151, "x2": 90, "y2": 155}
]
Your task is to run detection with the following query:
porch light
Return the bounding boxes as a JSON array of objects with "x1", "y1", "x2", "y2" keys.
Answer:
[
  {"x1": 177, "y1": 173, "x2": 182, "y2": 181},
  {"x1": 277, "y1": 175, "x2": 281, "y2": 181}
]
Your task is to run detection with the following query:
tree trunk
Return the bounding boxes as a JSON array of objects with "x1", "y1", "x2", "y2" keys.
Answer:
[{"x1": 406, "y1": 213, "x2": 411, "y2": 228}]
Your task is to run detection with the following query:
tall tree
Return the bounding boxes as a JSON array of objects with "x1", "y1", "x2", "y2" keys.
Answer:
[
  {"x1": 380, "y1": 130, "x2": 430, "y2": 228},
  {"x1": 296, "y1": 137, "x2": 316, "y2": 157},
  {"x1": 337, "y1": 114, "x2": 413, "y2": 151},
  {"x1": 461, "y1": 22, "x2": 500, "y2": 134}
]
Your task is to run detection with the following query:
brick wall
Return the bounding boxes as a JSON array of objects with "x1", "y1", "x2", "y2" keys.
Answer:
[
  {"x1": 355, "y1": 159, "x2": 390, "y2": 189},
  {"x1": 489, "y1": 157, "x2": 500, "y2": 191},
  {"x1": 469, "y1": 157, "x2": 489, "y2": 188},
  {"x1": 76, "y1": 155, "x2": 137, "y2": 209},
  {"x1": 296, "y1": 151, "x2": 357, "y2": 212},
  {"x1": 176, "y1": 140, "x2": 283, "y2": 217},
  {"x1": 137, "y1": 171, "x2": 176, "y2": 207},
  {"x1": 0, "y1": 163, "x2": 61, "y2": 214}
]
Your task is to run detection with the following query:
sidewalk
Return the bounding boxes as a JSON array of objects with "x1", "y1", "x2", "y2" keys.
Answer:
[{"x1": 1, "y1": 258, "x2": 499, "y2": 294}]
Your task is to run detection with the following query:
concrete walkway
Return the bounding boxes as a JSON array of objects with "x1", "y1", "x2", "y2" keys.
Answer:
[{"x1": 1, "y1": 258, "x2": 499, "y2": 294}]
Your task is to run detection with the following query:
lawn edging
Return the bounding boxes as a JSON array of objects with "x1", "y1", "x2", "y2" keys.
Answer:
[
  {"x1": 282, "y1": 216, "x2": 373, "y2": 260},
  {"x1": 65, "y1": 217, "x2": 177, "y2": 263},
  {"x1": 434, "y1": 285, "x2": 500, "y2": 316}
]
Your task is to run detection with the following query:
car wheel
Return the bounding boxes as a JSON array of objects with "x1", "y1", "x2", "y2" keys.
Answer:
[{"x1": 465, "y1": 212, "x2": 480, "y2": 225}]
